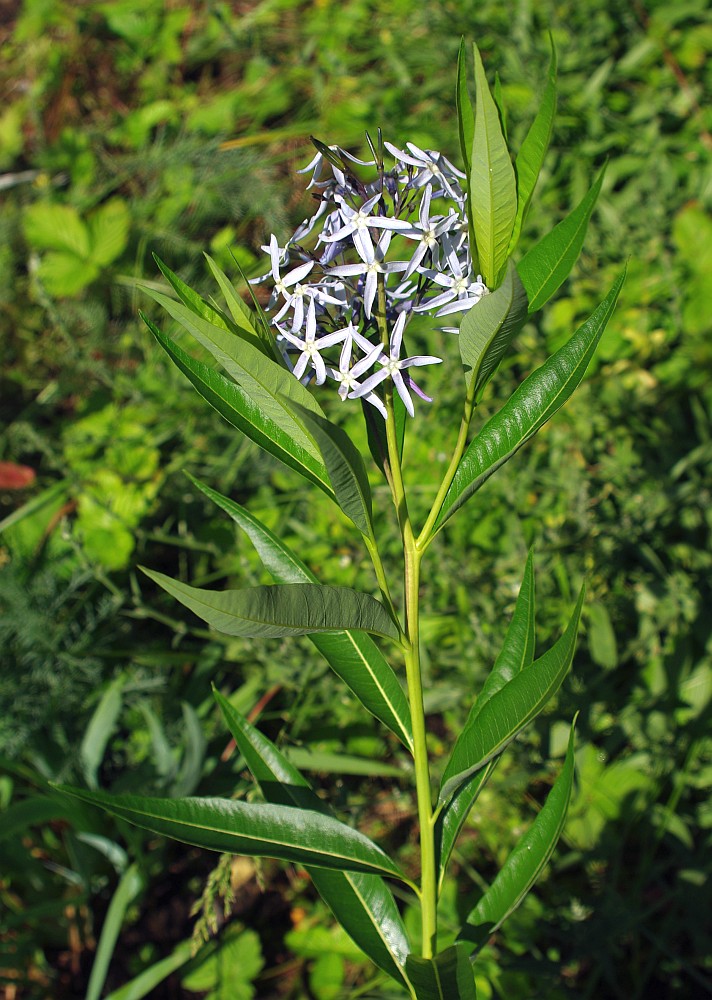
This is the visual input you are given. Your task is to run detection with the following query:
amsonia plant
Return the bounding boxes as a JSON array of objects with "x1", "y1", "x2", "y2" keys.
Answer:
[{"x1": 56, "y1": 41, "x2": 622, "y2": 997}]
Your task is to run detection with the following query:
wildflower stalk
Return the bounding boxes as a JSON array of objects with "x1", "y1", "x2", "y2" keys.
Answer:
[{"x1": 377, "y1": 276, "x2": 438, "y2": 959}]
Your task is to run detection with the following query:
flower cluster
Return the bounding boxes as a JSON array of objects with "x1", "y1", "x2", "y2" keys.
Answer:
[{"x1": 253, "y1": 139, "x2": 489, "y2": 417}]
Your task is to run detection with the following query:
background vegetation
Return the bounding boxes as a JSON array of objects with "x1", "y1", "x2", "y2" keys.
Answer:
[{"x1": 1, "y1": 0, "x2": 711, "y2": 997}]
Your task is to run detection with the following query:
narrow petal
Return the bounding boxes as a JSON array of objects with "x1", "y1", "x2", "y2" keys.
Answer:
[{"x1": 391, "y1": 370, "x2": 415, "y2": 417}]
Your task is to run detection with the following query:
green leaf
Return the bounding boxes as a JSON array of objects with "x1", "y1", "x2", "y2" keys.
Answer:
[
  {"x1": 88, "y1": 198, "x2": 130, "y2": 267},
  {"x1": 405, "y1": 943, "x2": 477, "y2": 999},
  {"x1": 459, "y1": 721, "x2": 577, "y2": 950},
  {"x1": 54, "y1": 784, "x2": 410, "y2": 882},
  {"x1": 456, "y1": 39, "x2": 474, "y2": 182},
  {"x1": 39, "y1": 251, "x2": 99, "y2": 296},
  {"x1": 472, "y1": 549, "x2": 536, "y2": 712},
  {"x1": 86, "y1": 864, "x2": 144, "y2": 1000},
  {"x1": 509, "y1": 40, "x2": 557, "y2": 254},
  {"x1": 189, "y1": 476, "x2": 412, "y2": 749},
  {"x1": 80, "y1": 678, "x2": 125, "y2": 790},
  {"x1": 23, "y1": 202, "x2": 90, "y2": 257},
  {"x1": 143, "y1": 316, "x2": 334, "y2": 496},
  {"x1": 104, "y1": 941, "x2": 194, "y2": 1000},
  {"x1": 152, "y1": 254, "x2": 237, "y2": 335},
  {"x1": 435, "y1": 551, "x2": 536, "y2": 884},
  {"x1": 435, "y1": 271, "x2": 624, "y2": 530},
  {"x1": 142, "y1": 283, "x2": 327, "y2": 463},
  {"x1": 458, "y1": 260, "x2": 528, "y2": 398},
  {"x1": 518, "y1": 166, "x2": 605, "y2": 313},
  {"x1": 287, "y1": 401, "x2": 373, "y2": 535},
  {"x1": 142, "y1": 568, "x2": 401, "y2": 642},
  {"x1": 214, "y1": 690, "x2": 411, "y2": 985},
  {"x1": 471, "y1": 43, "x2": 517, "y2": 287},
  {"x1": 203, "y1": 253, "x2": 278, "y2": 360},
  {"x1": 438, "y1": 586, "x2": 584, "y2": 808}
]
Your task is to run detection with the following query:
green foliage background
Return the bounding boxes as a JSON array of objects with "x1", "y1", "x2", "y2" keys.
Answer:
[{"x1": 1, "y1": 0, "x2": 711, "y2": 997}]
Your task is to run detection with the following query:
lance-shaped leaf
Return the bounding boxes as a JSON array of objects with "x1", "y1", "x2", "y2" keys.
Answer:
[
  {"x1": 153, "y1": 254, "x2": 237, "y2": 335},
  {"x1": 143, "y1": 569, "x2": 400, "y2": 642},
  {"x1": 438, "y1": 586, "x2": 584, "y2": 808},
  {"x1": 458, "y1": 260, "x2": 528, "y2": 398},
  {"x1": 287, "y1": 401, "x2": 373, "y2": 536},
  {"x1": 435, "y1": 551, "x2": 536, "y2": 884},
  {"x1": 471, "y1": 42, "x2": 517, "y2": 288},
  {"x1": 405, "y1": 943, "x2": 477, "y2": 999},
  {"x1": 509, "y1": 41, "x2": 557, "y2": 254},
  {"x1": 456, "y1": 38, "x2": 477, "y2": 270},
  {"x1": 213, "y1": 690, "x2": 411, "y2": 985},
  {"x1": 434, "y1": 271, "x2": 624, "y2": 530},
  {"x1": 518, "y1": 166, "x2": 605, "y2": 313},
  {"x1": 53, "y1": 785, "x2": 410, "y2": 883},
  {"x1": 144, "y1": 317, "x2": 333, "y2": 497},
  {"x1": 202, "y1": 253, "x2": 270, "y2": 350},
  {"x1": 188, "y1": 476, "x2": 412, "y2": 749},
  {"x1": 142, "y1": 283, "x2": 325, "y2": 445},
  {"x1": 459, "y1": 720, "x2": 577, "y2": 950}
]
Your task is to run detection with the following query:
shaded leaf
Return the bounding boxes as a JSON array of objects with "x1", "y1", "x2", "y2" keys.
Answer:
[
  {"x1": 86, "y1": 865, "x2": 144, "y2": 1000},
  {"x1": 142, "y1": 568, "x2": 401, "y2": 641},
  {"x1": 405, "y1": 943, "x2": 477, "y2": 999},
  {"x1": 458, "y1": 260, "x2": 528, "y2": 398},
  {"x1": 288, "y1": 401, "x2": 373, "y2": 535},
  {"x1": 189, "y1": 476, "x2": 412, "y2": 748},
  {"x1": 434, "y1": 271, "x2": 624, "y2": 529},
  {"x1": 518, "y1": 166, "x2": 605, "y2": 312},
  {"x1": 436, "y1": 551, "x2": 536, "y2": 883},
  {"x1": 214, "y1": 690, "x2": 411, "y2": 985},
  {"x1": 438, "y1": 586, "x2": 584, "y2": 808},
  {"x1": 54, "y1": 785, "x2": 409, "y2": 882},
  {"x1": 471, "y1": 43, "x2": 517, "y2": 287},
  {"x1": 459, "y1": 721, "x2": 577, "y2": 950}
]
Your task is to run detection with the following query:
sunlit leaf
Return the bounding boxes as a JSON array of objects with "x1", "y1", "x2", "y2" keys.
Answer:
[
  {"x1": 143, "y1": 316, "x2": 334, "y2": 497},
  {"x1": 509, "y1": 41, "x2": 557, "y2": 253},
  {"x1": 471, "y1": 43, "x2": 517, "y2": 287},
  {"x1": 435, "y1": 271, "x2": 624, "y2": 530},
  {"x1": 518, "y1": 166, "x2": 605, "y2": 312},
  {"x1": 142, "y1": 568, "x2": 401, "y2": 642},
  {"x1": 436, "y1": 551, "x2": 536, "y2": 884}
]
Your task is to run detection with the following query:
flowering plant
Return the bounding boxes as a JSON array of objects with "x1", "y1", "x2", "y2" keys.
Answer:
[{"x1": 56, "y1": 41, "x2": 622, "y2": 996}]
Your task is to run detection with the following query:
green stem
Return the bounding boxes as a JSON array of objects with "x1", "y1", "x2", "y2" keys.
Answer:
[
  {"x1": 377, "y1": 307, "x2": 437, "y2": 959},
  {"x1": 363, "y1": 532, "x2": 399, "y2": 627},
  {"x1": 417, "y1": 384, "x2": 477, "y2": 550}
]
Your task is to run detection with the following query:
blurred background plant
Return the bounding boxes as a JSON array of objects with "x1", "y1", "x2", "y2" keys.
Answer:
[{"x1": 1, "y1": 0, "x2": 711, "y2": 997}]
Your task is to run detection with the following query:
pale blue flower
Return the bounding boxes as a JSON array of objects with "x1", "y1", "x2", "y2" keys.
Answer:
[
  {"x1": 325, "y1": 332, "x2": 386, "y2": 418},
  {"x1": 328, "y1": 231, "x2": 408, "y2": 319},
  {"x1": 349, "y1": 312, "x2": 442, "y2": 417},
  {"x1": 277, "y1": 299, "x2": 348, "y2": 384}
]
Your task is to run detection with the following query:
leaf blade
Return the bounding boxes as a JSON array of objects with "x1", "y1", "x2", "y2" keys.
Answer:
[
  {"x1": 405, "y1": 943, "x2": 477, "y2": 999},
  {"x1": 144, "y1": 315, "x2": 333, "y2": 496},
  {"x1": 458, "y1": 260, "x2": 528, "y2": 398},
  {"x1": 189, "y1": 476, "x2": 413, "y2": 749},
  {"x1": 471, "y1": 43, "x2": 517, "y2": 287},
  {"x1": 54, "y1": 785, "x2": 409, "y2": 883},
  {"x1": 459, "y1": 721, "x2": 577, "y2": 950},
  {"x1": 435, "y1": 271, "x2": 624, "y2": 529},
  {"x1": 142, "y1": 569, "x2": 401, "y2": 642},
  {"x1": 287, "y1": 401, "x2": 373, "y2": 536},
  {"x1": 518, "y1": 166, "x2": 605, "y2": 313},
  {"x1": 438, "y1": 586, "x2": 584, "y2": 808},
  {"x1": 214, "y1": 690, "x2": 411, "y2": 984},
  {"x1": 509, "y1": 41, "x2": 557, "y2": 253}
]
